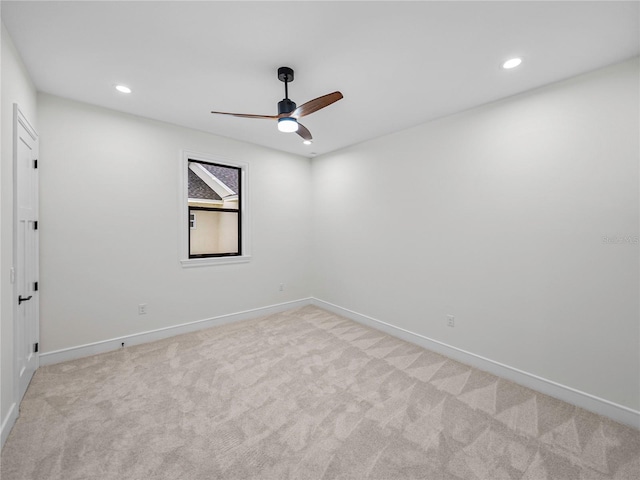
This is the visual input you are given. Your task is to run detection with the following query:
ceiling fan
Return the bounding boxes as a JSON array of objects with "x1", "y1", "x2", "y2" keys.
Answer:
[{"x1": 211, "y1": 67, "x2": 343, "y2": 143}]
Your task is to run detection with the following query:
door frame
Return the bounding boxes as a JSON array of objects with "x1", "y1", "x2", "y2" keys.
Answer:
[{"x1": 13, "y1": 104, "x2": 39, "y2": 404}]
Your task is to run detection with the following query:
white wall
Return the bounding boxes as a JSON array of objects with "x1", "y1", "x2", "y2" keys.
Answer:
[
  {"x1": 311, "y1": 58, "x2": 639, "y2": 412},
  {"x1": 1, "y1": 23, "x2": 38, "y2": 443},
  {"x1": 3, "y1": 32, "x2": 637, "y2": 437},
  {"x1": 37, "y1": 94, "x2": 312, "y2": 353}
]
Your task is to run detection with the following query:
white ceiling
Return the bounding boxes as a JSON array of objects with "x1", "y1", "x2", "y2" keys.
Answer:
[{"x1": 2, "y1": 1, "x2": 638, "y2": 158}]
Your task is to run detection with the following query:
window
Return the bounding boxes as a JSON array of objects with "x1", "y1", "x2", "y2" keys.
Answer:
[{"x1": 181, "y1": 151, "x2": 250, "y2": 267}]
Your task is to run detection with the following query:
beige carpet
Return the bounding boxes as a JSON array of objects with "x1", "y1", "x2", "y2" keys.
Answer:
[{"x1": 1, "y1": 305, "x2": 638, "y2": 479}]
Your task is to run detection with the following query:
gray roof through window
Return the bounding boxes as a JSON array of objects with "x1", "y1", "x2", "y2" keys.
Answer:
[
  {"x1": 188, "y1": 169, "x2": 222, "y2": 201},
  {"x1": 200, "y1": 164, "x2": 239, "y2": 195}
]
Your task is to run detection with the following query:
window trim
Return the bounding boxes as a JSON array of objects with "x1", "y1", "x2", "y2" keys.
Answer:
[{"x1": 179, "y1": 150, "x2": 250, "y2": 267}]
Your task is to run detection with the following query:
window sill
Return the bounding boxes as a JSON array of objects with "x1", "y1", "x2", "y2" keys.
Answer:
[{"x1": 180, "y1": 255, "x2": 252, "y2": 268}]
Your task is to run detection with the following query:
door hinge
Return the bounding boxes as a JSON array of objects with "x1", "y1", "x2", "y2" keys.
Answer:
[
  {"x1": 33, "y1": 221, "x2": 38, "y2": 230},
  {"x1": 34, "y1": 342, "x2": 39, "y2": 353},
  {"x1": 34, "y1": 281, "x2": 38, "y2": 292},
  {"x1": 34, "y1": 159, "x2": 38, "y2": 169}
]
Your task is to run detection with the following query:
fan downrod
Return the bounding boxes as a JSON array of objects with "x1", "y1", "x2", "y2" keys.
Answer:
[{"x1": 277, "y1": 67, "x2": 296, "y2": 114}]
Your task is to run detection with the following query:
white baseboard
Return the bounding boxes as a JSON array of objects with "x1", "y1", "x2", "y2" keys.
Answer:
[
  {"x1": 1, "y1": 402, "x2": 18, "y2": 449},
  {"x1": 311, "y1": 298, "x2": 640, "y2": 429},
  {"x1": 40, "y1": 298, "x2": 313, "y2": 367},
  {"x1": 36, "y1": 296, "x2": 639, "y2": 429}
]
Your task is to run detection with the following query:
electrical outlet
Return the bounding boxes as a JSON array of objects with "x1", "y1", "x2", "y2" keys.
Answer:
[
  {"x1": 279, "y1": 283, "x2": 285, "y2": 292},
  {"x1": 447, "y1": 315, "x2": 455, "y2": 327},
  {"x1": 138, "y1": 303, "x2": 147, "y2": 315}
]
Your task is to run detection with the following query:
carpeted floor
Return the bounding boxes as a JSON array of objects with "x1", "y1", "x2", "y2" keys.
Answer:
[{"x1": 1, "y1": 305, "x2": 639, "y2": 479}]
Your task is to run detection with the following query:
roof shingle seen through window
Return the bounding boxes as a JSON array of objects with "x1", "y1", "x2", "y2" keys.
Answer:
[
  {"x1": 200, "y1": 164, "x2": 239, "y2": 195},
  {"x1": 188, "y1": 169, "x2": 222, "y2": 201}
]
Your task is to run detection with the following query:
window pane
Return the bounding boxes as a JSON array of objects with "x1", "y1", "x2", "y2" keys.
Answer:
[
  {"x1": 189, "y1": 209, "x2": 239, "y2": 256},
  {"x1": 188, "y1": 162, "x2": 239, "y2": 211},
  {"x1": 187, "y1": 158, "x2": 242, "y2": 259}
]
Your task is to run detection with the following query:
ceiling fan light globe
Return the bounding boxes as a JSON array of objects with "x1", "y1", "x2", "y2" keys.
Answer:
[{"x1": 278, "y1": 117, "x2": 298, "y2": 133}]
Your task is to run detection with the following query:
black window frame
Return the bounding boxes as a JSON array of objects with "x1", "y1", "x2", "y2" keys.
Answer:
[{"x1": 187, "y1": 159, "x2": 242, "y2": 259}]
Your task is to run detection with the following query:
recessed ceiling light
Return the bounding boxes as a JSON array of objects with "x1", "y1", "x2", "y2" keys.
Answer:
[
  {"x1": 115, "y1": 85, "x2": 132, "y2": 94},
  {"x1": 502, "y1": 58, "x2": 522, "y2": 70},
  {"x1": 303, "y1": 140, "x2": 312, "y2": 145}
]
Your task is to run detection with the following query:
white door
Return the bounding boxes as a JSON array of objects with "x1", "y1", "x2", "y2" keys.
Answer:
[{"x1": 14, "y1": 105, "x2": 39, "y2": 402}]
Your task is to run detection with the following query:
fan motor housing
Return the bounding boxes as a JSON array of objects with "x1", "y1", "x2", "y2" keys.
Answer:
[{"x1": 278, "y1": 98, "x2": 296, "y2": 115}]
